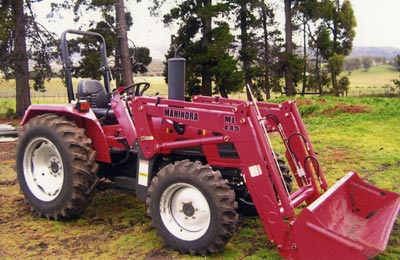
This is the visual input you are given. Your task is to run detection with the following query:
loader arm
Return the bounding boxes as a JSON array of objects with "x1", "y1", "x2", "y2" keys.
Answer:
[{"x1": 114, "y1": 93, "x2": 399, "y2": 259}]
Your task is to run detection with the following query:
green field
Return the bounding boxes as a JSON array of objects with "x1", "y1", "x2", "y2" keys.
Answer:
[
  {"x1": 0, "y1": 77, "x2": 169, "y2": 115},
  {"x1": 1, "y1": 64, "x2": 400, "y2": 116},
  {"x1": 345, "y1": 65, "x2": 399, "y2": 96}
]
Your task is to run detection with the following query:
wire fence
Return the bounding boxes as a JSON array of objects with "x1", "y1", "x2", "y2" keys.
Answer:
[
  {"x1": 0, "y1": 88, "x2": 397, "y2": 106},
  {"x1": 0, "y1": 92, "x2": 69, "y2": 104}
]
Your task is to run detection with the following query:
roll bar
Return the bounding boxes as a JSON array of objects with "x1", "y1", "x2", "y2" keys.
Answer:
[{"x1": 60, "y1": 29, "x2": 111, "y2": 103}]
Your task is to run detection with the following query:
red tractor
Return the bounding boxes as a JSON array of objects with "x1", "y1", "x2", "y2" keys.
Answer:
[{"x1": 16, "y1": 30, "x2": 399, "y2": 259}]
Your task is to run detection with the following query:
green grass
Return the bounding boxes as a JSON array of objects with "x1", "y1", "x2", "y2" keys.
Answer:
[
  {"x1": 345, "y1": 65, "x2": 399, "y2": 95},
  {"x1": 347, "y1": 65, "x2": 397, "y2": 87},
  {"x1": 298, "y1": 97, "x2": 400, "y2": 192},
  {"x1": 1, "y1": 96, "x2": 399, "y2": 259}
]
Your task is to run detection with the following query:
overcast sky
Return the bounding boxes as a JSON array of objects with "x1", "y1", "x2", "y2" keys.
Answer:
[{"x1": 34, "y1": 0, "x2": 400, "y2": 59}]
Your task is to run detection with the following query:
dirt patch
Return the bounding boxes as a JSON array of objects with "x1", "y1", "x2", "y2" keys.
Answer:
[
  {"x1": 323, "y1": 146, "x2": 351, "y2": 162},
  {"x1": 0, "y1": 141, "x2": 16, "y2": 162},
  {"x1": 144, "y1": 249, "x2": 173, "y2": 260},
  {"x1": 0, "y1": 118, "x2": 18, "y2": 163},
  {"x1": 296, "y1": 99, "x2": 313, "y2": 106},
  {"x1": 322, "y1": 103, "x2": 372, "y2": 115}
]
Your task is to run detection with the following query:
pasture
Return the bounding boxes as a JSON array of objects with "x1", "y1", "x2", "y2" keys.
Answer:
[
  {"x1": 346, "y1": 65, "x2": 399, "y2": 96},
  {"x1": 0, "y1": 64, "x2": 399, "y2": 116}
]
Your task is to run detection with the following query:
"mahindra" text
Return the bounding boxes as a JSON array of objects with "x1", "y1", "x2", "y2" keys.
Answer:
[{"x1": 164, "y1": 108, "x2": 199, "y2": 121}]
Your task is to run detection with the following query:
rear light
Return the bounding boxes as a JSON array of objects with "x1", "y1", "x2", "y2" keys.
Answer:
[{"x1": 76, "y1": 100, "x2": 90, "y2": 112}]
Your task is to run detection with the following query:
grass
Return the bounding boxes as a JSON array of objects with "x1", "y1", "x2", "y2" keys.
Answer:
[
  {"x1": 346, "y1": 65, "x2": 397, "y2": 88},
  {"x1": 300, "y1": 97, "x2": 400, "y2": 191},
  {"x1": 0, "y1": 96, "x2": 399, "y2": 259},
  {"x1": 344, "y1": 65, "x2": 399, "y2": 96},
  {"x1": 0, "y1": 68, "x2": 399, "y2": 259}
]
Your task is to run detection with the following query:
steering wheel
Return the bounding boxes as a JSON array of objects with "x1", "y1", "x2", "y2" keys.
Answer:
[{"x1": 119, "y1": 82, "x2": 150, "y2": 96}]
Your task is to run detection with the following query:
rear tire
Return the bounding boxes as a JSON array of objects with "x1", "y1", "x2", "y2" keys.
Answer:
[
  {"x1": 146, "y1": 160, "x2": 238, "y2": 255},
  {"x1": 16, "y1": 114, "x2": 98, "y2": 220}
]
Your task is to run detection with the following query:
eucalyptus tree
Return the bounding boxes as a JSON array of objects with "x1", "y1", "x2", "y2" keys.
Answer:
[
  {"x1": 0, "y1": 0, "x2": 58, "y2": 117},
  {"x1": 51, "y1": 0, "x2": 152, "y2": 86},
  {"x1": 254, "y1": 0, "x2": 284, "y2": 99},
  {"x1": 283, "y1": 0, "x2": 296, "y2": 96},
  {"x1": 302, "y1": 0, "x2": 356, "y2": 96}
]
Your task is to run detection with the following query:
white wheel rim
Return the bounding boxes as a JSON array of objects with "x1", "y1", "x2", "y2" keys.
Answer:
[
  {"x1": 23, "y1": 137, "x2": 64, "y2": 202},
  {"x1": 160, "y1": 182, "x2": 211, "y2": 241}
]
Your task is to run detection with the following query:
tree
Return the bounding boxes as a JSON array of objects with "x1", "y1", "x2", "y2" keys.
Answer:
[
  {"x1": 393, "y1": 54, "x2": 400, "y2": 72},
  {"x1": 302, "y1": 0, "x2": 356, "y2": 96},
  {"x1": 344, "y1": 57, "x2": 361, "y2": 73},
  {"x1": 132, "y1": 47, "x2": 152, "y2": 74},
  {"x1": 209, "y1": 23, "x2": 243, "y2": 98},
  {"x1": 283, "y1": 0, "x2": 296, "y2": 96},
  {"x1": 392, "y1": 76, "x2": 400, "y2": 94},
  {"x1": 338, "y1": 75, "x2": 349, "y2": 95},
  {"x1": 162, "y1": 0, "x2": 240, "y2": 97},
  {"x1": 230, "y1": 0, "x2": 259, "y2": 100},
  {"x1": 13, "y1": 0, "x2": 30, "y2": 117},
  {"x1": 361, "y1": 56, "x2": 372, "y2": 72},
  {"x1": 52, "y1": 0, "x2": 145, "y2": 86},
  {"x1": 116, "y1": 0, "x2": 133, "y2": 85},
  {"x1": 0, "y1": 0, "x2": 57, "y2": 117},
  {"x1": 258, "y1": 0, "x2": 284, "y2": 100}
]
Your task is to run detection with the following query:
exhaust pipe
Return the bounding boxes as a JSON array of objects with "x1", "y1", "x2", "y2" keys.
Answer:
[{"x1": 168, "y1": 44, "x2": 186, "y2": 101}]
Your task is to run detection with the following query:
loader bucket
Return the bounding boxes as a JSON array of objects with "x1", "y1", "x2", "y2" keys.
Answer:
[{"x1": 291, "y1": 171, "x2": 400, "y2": 260}]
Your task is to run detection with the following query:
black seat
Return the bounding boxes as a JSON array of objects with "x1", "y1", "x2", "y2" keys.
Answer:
[
  {"x1": 77, "y1": 79, "x2": 108, "y2": 108},
  {"x1": 77, "y1": 79, "x2": 117, "y2": 124}
]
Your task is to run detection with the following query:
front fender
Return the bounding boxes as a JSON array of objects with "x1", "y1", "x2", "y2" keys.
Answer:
[{"x1": 21, "y1": 104, "x2": 111, "y2": 163}]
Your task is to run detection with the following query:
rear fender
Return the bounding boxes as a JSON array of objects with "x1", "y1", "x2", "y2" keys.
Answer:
[{"x1": 21, "y1": 104, "x2": 111, "y2": 163}]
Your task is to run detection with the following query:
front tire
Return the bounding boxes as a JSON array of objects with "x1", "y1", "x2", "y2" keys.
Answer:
[
  {"x1": 16, "y1": 114, "x2": 98, "y2": 220},
  {"x1": 146, "y1": 160, "x2": 238, "y2": 255}
]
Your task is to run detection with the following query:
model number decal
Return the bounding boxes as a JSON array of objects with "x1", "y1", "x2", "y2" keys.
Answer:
[
  {"x1": 224, "y1": 124, "x2": 240, "y2": 132},
  {"x1": 224, "y1": 115, "x2": 240, "y2": 132}
]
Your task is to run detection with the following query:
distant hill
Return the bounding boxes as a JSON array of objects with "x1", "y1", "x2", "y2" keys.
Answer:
[
  {"x1": 146, "y1": 59, "x2": 165, "y2": 76},
  {"x1": 350, "y1": 46, "x2": 400, "y2": 59}
]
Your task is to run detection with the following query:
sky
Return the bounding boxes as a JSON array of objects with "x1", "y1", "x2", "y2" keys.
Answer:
[
  {"x1": 34, "y1": 0, "x2": 400, "y2": 59},
  {"x1": 350, "y1": 0, "x2": 399, "y2": 47}
]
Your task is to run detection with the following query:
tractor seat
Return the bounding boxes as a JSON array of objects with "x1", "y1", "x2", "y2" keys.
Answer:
[{"x1": 76, "y1": 79, "x2": 117, "y2": 124}]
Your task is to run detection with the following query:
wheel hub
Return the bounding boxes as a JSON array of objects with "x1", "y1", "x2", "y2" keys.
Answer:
[
  {"x1": 49, "y1": 157, "x2": 62, "y2": 175},
  {"x1": 182, "y1": 202, "x2": 195, "y2": 217}
]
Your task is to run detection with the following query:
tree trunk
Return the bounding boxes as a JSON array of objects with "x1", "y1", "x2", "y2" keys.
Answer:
[
  {"x1": 116, "y1": 0, "x2": 133, "y2": 86},
  {"x1": 239, "y1": 1, "x2": 253, "y2": 101},
  {"x1": 114, "y1": 46, "x2": 122, "y2": 87},
  {"x1": 13, "y1": 0, "x2": 31, "y2": 117},
  {"x1": 284, "y1": 0, "x2": 295, "y2": 96},
  {"x1": 301, "y1": 14, "x2": 307, "y2": 96},
  {"x1": 261, "y1": 1, "x2": 270, "y2": 100},
  {"x1": 331, "y1": 0, "x2": 340, "y2": 97},
  {"x1": 201, "y1": 0, "x2": 212, "y2": 96},
  {"x1": 331, "y1": 72, "x2": 339, "y2": 96},
  {"x1": 316, "y1": 49, "x2": 322, "y2": 95}
]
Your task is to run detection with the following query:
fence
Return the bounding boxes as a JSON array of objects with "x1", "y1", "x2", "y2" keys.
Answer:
[
  {"x1": 0, "y1": 92, "x2": 69, "y2": 104},
  {"x1": 0, "y1": 88, "x2": 397, "y2": 108}
]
